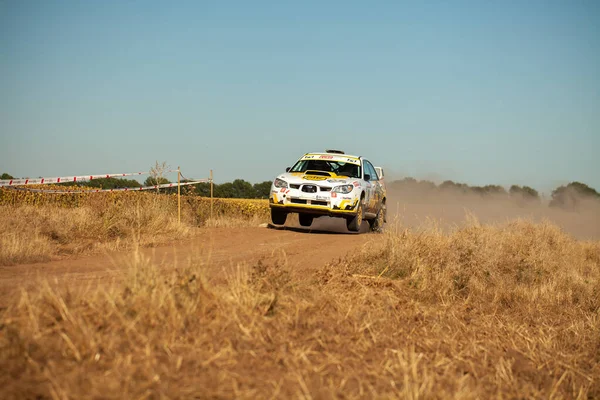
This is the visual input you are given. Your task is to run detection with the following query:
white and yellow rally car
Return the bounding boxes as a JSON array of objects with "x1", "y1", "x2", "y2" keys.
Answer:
[{"x1": 269, "y1": 150, "x2": 387, "y2": 232}]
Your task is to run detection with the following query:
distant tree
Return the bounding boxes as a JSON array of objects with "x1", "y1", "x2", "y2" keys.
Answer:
[
  {"x1": 85, "y1": 177, "x2": 141, "y2": 189},
  {"x1": 419, "y1": 180, "x2": 437, "y2": 191},
  {"x1": 390, "y1": 177, "x2": 419, "y2": 190},
  {"x1": 194, "y1": 182, "x2": 212, "y2": 197},
  {"x1": 144, "y1": 176, "x2": 170, "y2": 187},
  {"x1": 55, "y1": 177, "x2": 142, "y2": 189},
  {"x1": 148, "y1": 161, "x2": 170, "y2": 192},
  {"x1": 439, "y1": 180, "x2": 469, "y2": 193},
  {"x1": 230, "y1": 179, "x2": 255, "y2": 198},
  {"x1": 398, "y1": 177, "x2": 417, "y2": 185},
  {"x1": 522, "y1": 186, "x2": 539, "y2": 199},
  {"x1": 550, "y1": 182, "x2": 600, "y2": 210},
  {"x1": 253, "y1": 181, "x2": 272, "y2": 198},
  {"x1": 469, "y1": 186, "x2": 484, "y2": 195},
  {"x1": 191, "y1": 180, "x2": 271, "y2": 198},
  {"x1": 509, "y1": 185, "x2": 540, "y2": 202},
  {"x1": 214, "y1": 182, "x2": 234, "y2": 198},
  {"x1": 481, "y1": 185, "x2": 507, "y2": 196},
  {"x1": 1, "y1": 173, "x2": 14, "y2": 180}
]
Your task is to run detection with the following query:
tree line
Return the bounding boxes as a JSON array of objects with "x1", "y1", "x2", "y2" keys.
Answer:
[
  {"x1": 392, "y1": 177, "x2": 541, "y2": 200},
  {"x1": 0, "y1": 173, "x2": 272, "y2": 199},
  {"x1": 390, "y1": 177, "x2": 600, "y2": 210},
  {"x1": 2, "y1": 172, "x2": 599, "y2": 209}
]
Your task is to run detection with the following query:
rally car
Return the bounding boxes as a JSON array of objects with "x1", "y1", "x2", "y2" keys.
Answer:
[{"x1": 269, "y1": 150, "x2": 387, "y2": 232}]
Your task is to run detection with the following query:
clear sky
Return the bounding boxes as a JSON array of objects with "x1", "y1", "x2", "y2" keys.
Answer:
[{"x1": 1, "y1": 1, "x2": 599, "y2": 193}]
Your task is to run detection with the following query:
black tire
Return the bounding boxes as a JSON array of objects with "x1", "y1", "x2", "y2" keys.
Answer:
[
  {"x1": 369, "y1": 202, "x2": 386, "y2": 232},
  {"x1": 298, "y1": 213, "x2": 314, "y2": 227},
  {"x1": 346, "y1": 201, "x2": 364, "y2": 232},
  {"x1": 271, "y1": 208, "x2": 287, "y2": 225}
]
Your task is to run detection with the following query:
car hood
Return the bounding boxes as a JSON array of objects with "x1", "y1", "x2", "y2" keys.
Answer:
[{"x1": 277, "y1": 171, "x2": 357, "y2": 186}]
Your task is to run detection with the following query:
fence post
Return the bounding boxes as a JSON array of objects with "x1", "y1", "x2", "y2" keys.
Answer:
[
  {"x1": 210, "y1": 169, "x2": 213, "y2": 220},
  {"x1": 177, "y1": 166, "x2": 181, "y2": 224}
]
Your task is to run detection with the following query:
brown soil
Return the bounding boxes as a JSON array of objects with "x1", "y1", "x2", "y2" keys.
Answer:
[{"x1": 0, "y1": 221, "x2": 372, "y2": 308}]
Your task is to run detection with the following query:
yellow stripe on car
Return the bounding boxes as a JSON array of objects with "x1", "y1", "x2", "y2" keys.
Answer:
[{"x1": 270, "y1": 203, "x2": 357, "y2": 214}]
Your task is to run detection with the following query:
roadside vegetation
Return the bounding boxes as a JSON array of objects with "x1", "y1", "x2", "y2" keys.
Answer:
[
  {"x1": 0, "y1": 190, "x2": 269, "y2": 265},
  {"x1": 1, "y1": 217, "x2": 598, "y2": 399}
]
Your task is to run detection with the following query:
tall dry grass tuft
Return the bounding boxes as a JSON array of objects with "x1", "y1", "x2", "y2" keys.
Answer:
[
  {"x1": 350, "y1": 217, "x2": 600, "y2": 311},
  {"x1": 1, "y1": 219, "x2": 599, "y2": 399}
]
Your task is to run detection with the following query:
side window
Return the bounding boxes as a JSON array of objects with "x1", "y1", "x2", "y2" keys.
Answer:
[{"x1": 363, "y1": 161, "x2": 378, "y2": 181}]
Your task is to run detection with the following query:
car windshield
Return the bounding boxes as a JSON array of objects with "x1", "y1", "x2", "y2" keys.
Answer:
[{"x1": 290, "y1": 159, "x2": 361, "y2": 178}]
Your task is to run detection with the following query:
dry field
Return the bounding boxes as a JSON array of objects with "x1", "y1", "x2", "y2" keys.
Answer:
[
  {"x1": 0, "y1": 189, "x2": 269, "y2": 265},
  {"x1": 1, "y1": 189, "x2": 599, "y2": 399}
]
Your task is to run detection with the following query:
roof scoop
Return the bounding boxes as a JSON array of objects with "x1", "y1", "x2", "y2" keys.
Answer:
[{"x1": 325, "y1": 149, "x2": 345, "y2": 154}]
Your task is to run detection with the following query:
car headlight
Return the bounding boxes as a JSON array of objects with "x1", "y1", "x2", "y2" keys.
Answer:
[
  {"x1": 332, "y1": 184, "x2": 354, "y2": 194},
  {"x1": 274, "y1": 178, "x2": 288, "y2": 188}
]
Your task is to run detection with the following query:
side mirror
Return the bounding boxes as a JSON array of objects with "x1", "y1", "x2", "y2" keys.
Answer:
[
  {"x1": 285, "y1": 167, "x2": 291, "y2": 172},
  {"x1": 364, "y1": 174, "x2": 371, "y2": 182}
]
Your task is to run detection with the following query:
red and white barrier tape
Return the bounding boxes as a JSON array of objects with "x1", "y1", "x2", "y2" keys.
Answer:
[
  {"x1": 6, "y1": 180, "x2": 210, "y2": 194},
  {"x1": 0, "y1": 170, "x2": 180, "y2": 187}
]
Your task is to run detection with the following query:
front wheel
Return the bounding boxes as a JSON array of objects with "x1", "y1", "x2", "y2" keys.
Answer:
[
  {"x1": 271, "y1": 208, "x2": 287, "y2": 225},
  {"x1": 346, "y1": 201, "x2": 364, "y2": 232},
  {"x1": 369, "y1": 203, "x2": 386, "y2": 232},
  {"x1": 298, "y1": 213, "x2": 314, "y2": 227}
]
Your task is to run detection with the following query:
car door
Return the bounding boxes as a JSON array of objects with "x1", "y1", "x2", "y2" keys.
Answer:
[{"x1": 363, "y1": 160, "x2": 379, "y2": 213}]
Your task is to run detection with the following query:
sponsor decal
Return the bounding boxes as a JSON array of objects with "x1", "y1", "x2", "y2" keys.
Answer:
[
  {"x1": 319, "y1": 155, "x2": 334, "y2": 159},
  {"x1": 303, "y1": 175, "x2": 328, "y2": 181},
  {"x1": 331, "y1": 192, "x2": 337, "y2": 198},
  {"x1": 316, "y1": 195, "x2": 328, "y2": 201},
  {"x1": 327, "y1": 179, "x2": 348, "y2": 183},
  {"x1": 353, "y1": 181, "x2": 360, "y2": 187}
]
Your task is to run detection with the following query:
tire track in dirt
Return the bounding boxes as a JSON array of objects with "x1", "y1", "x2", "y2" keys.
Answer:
[{"x1": 0, "y1": 223, "x2": 375, "y2": 307}]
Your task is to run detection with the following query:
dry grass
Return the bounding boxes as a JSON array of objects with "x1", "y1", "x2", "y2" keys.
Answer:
[
  {"x1": 203, "y1": 215, "x2": 267, "y2": 228},
  {"x1": 0, "y1": 200, "x2": 192, "y2": 265},
  {"x1": 1, "y1": 218, "x2": 598, "y2": 399},
  {"x1": 0, "y1": 194, "x2": 269, "y2": 265}
]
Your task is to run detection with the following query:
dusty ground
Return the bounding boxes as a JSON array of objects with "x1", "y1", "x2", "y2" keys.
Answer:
[{"x1": 0, "y1": 219, "x2": 372, "y2": 307}]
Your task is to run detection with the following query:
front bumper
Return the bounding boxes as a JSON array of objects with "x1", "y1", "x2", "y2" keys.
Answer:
[{"x1": 270, "y1": 188, "x2": 359, "y2": 216}]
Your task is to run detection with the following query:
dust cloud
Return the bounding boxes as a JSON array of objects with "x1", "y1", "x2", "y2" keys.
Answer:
[
  {"x1": 277, "y1": 180, "x2": 600, "y2": 239},
  {"x1": 385, "y1": 183, "x2": 600, "y2": 240}
]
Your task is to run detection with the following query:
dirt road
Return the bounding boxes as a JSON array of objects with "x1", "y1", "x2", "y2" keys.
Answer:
[{"x1": 0, "y1": 219, "x2": 374, "y2": 307}]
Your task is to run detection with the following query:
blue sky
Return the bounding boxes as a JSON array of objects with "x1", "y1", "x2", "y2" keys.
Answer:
[{"x1": 1, "y1": 1, "x2": 598, "y2": 192}]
